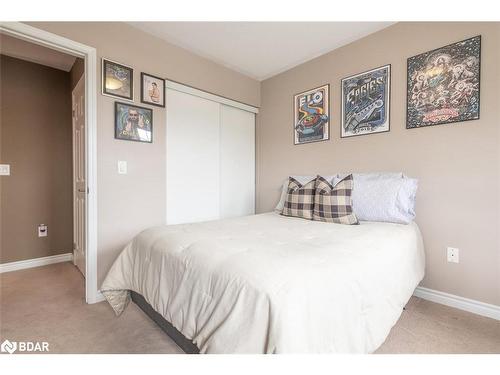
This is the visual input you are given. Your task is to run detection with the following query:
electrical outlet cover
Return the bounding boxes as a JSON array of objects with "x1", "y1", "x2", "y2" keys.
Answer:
[
  {"x1": 0, "y1": 164, "x2": 10, "y2": 176},
  {"x1": 447, "y1": 247, "x2": 459, "y2": 263},
  {"x1": 38, "y1": 224, "x2": 48, "y2": 237}
]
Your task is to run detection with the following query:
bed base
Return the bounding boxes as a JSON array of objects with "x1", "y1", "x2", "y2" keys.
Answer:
[{"x1": 130, "y1": 291, "x2": 200, "y2": 354}]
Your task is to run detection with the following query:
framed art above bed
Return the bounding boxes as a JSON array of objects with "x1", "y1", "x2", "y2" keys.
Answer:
[
  {"x1": 341, "y1": 65, "x2": 391, "y2": 138},
  {"x1": 293, "y1": 84, "x2": 330, "y2": 145},
  {"x1": 406, "y1": 36, "x2": 481, "y2": 129}
]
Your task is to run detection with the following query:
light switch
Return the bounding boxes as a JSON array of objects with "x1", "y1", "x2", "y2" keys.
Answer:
[
  {"x1": 118, "y1": 161, "x2": 127, "y2": 174},
  {"x1": 0, "y1": 164, "x2": 10, "y2": 176}
]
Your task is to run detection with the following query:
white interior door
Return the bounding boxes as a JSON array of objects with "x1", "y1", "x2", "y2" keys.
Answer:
[
  {"x1": 166, "y1": 88, "x2": 220, "y2": 225},
  {"x1": 220, "y1": 105, "x2": 255, "y2": 218},
  {"x1": 72, "y1": 76, "x2": 86, "y2": 276}
]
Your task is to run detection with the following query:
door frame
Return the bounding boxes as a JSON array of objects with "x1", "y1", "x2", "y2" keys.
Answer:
[{"x1": 0, "y1": 22, "x2": 99, "y2": 303}]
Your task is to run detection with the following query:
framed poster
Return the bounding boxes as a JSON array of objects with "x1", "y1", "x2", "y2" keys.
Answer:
[
  {"x1": 407, "y1": 36, "x2": 481, "y2": 129},
  {"x1": 293, "y1": 84, "x2": 330, "y2": 145},
  {"x1": 102, "y1": 58, "x2": 134, "y2": 101},
  {"x1": 141, "y1": 72, "x2": 165, "y2": 108},
  {"x1": 341, "y1": 64, "x2": 391, "y2": 138},
  {"x1": 115, "y1": 102, "x2": 153, "y2": 143}
]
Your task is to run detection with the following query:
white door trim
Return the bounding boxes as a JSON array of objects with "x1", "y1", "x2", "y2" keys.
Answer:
[
  {"x1": 0, "y1": 22, "x2": 99, "y2": 304},
  {"x1": 166, "y1": 80, "x2": 259, "y2": 114}
]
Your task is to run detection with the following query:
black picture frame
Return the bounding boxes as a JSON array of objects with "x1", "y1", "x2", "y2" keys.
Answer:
[
  {"x1": 114, "y1": 102, "x2": 153, "y2": 143},
  {"x1": 340, "y1": 64, "x2": 391, "y2": 139},
  {"x1": 102, "y1": 58, "x2": 134, "y2": 101},
  {"x1": 293, "y1": 84, "x2": 330, "y2": 145},
  {"x1": 140, "y1": 72, "x2": 166, "y2": 108},
  {"x1": 406, "y1": 35, "x2": 481, "y2": 129}
]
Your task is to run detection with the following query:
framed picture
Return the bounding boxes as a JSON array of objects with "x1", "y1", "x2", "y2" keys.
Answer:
[
  {"x1": 407, "y1": 35, "x2": 481, "y2": 129},
  {"x1": 341, "y1": 64, "x2": 391, "y2": 138},
  {"x1": 115, "y1": 102, "x2": 153, "y2": 143},
  {"x1": 141, "y1": 73, "x2": 165, "y2": 107},
  {"x1": 293, "y1": 84, "x2": 330, "y2": 145},
  {"x1": 102, "y1": 58, "x2": 133, "y2": 101}
]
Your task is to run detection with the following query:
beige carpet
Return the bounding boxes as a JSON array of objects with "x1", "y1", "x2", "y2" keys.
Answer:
[{"x1": 1, "y1": 262, "x2": 499, "y2": 354}]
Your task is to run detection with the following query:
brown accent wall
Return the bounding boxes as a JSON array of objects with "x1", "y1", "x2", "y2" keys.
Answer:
[
  {"x1": 0, "y1": 55, "x2": 73, "y2": 263},
  {"x1": 27, "y1": 22, "x2": 261, "y2": 286},
  {"x1": 257, "y1": 22, "x2": 500, "y2": 305}
]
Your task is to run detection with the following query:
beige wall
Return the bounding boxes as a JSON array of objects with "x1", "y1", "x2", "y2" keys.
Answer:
[
  {"x1": 27, "y1": 22, "x2": 261, "y2": 286},
  {"x1": 257, "y1": 22, "x2": 500, "y2": 305},
  {"x1": 0, "y1": 55, "x2": 73, "y2": 263}
]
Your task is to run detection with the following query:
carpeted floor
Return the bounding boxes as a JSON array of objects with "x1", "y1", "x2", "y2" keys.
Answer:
[{"x1": 1, "y1": 262, "x2": 499, "y2": 354}]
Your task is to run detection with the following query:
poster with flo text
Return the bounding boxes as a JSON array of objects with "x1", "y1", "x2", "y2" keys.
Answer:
[{"x1": 293, "y1": 84, "x2": 329, "y2": 145}]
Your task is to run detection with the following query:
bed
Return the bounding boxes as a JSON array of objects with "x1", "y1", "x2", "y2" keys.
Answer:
[{"x1": 101, "y1": 212, "x2": 425, "y2": 353}]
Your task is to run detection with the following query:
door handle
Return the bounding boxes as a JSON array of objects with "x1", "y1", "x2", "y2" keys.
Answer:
[{"x1": 78, "y1": 188, "x2": 86, "y2": 193}]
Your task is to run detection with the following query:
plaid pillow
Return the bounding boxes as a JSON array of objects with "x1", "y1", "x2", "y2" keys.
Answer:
[
  {"x1": 281, "y1": 177, "x2": 315, "y2": 220},
  {"x1": 313, "y1": 175, "x2": 359, "y2": 225}
]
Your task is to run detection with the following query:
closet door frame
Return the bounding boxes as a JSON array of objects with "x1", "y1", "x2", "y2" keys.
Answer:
[{"x1": 165, "y1": 80, "x2": 259, "y2": 115}]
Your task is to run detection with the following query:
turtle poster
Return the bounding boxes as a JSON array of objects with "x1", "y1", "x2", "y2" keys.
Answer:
[
  {"x1": 341, "y1": 65, "x2": 391, "y2": 138},
  {"x1": 293, "y1": 84, "x2": 329, "y2": 145},
  {"x1": 407, "y1": 36, "x2": 480, "y2": 129}
]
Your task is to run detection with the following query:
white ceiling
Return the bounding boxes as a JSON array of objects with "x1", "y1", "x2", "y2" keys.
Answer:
[
  {"x1": 129, "y1": 22, "x2": 394, "y2": 81},
  {"x1": 0, "y1": 33, "x2": 76, "y2": 72}
]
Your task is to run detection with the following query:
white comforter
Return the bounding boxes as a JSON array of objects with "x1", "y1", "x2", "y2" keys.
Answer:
[{"x1": 101, "y1": 212, "x2": 425, "y2": 353}]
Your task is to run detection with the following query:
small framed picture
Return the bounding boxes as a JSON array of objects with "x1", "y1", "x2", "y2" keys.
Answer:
[
  {"x1": 102, "y1": 58, "x2": 133, "y2": 101},
  {"x1": 141, "y1": 73, "x2": 165, "y2": 107},
  {"x1": 115, "y1": 102, "x2": 153, "y2": 143}
]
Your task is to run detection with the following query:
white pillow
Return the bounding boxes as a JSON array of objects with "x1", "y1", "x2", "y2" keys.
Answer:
[
  {"x1": 335, "y1": 173, "x2": 417, "y2": 224},
  {"x1": 274, "y1": 175, "x2": 336, "y2": 212}
]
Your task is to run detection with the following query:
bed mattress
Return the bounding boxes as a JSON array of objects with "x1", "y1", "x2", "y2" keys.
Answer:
[{"x1": 101, "y1": 212, "x2": 425, "y2": 353}]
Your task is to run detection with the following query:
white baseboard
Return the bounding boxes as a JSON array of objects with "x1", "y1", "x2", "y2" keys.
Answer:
[
  {"x1": 414, "y1": 286, "x2": 500, "y2": 321},
  {"x1": 0, "y1": 253, "x2": 73, "y2": 274}
]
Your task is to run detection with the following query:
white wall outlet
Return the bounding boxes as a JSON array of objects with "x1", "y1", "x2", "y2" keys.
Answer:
[
  {"x1": 447, "y1": 247, "x2": 459, "y2": 263},
  {"x1": 38, "y1": 224, "x2": 48, "y2": 237},
  {"x1": 118, "y1": 161, "x2": 127, "y2": 174},
  {"x1": 0, "y1": 164, "x2": 10, "y2": 176}
]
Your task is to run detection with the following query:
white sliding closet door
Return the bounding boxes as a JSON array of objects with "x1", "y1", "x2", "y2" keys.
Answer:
[
  {"x1": 220, "y1": 105, "x2": 255, "y2": 218},
  {"x1": 166, "y1": 89, "x2": 220, "y2": 225},
  {"x1": 166, "y1": 82, "x2": 257, "y2": 225}
]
